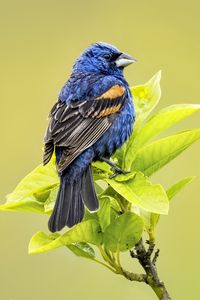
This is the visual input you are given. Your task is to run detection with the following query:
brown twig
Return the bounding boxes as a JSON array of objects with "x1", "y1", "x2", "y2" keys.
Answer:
[{"x1": 129, "y1": 239, "x2": 172, "y2": 300}]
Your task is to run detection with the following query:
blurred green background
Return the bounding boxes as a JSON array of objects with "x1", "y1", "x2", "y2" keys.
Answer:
[{"x1": 0, "y1": 0, "x2": 199, "y2": 299}]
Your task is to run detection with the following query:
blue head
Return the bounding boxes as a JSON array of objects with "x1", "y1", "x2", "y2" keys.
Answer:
[{"x1": 73, "y1": 42, "x2": 136, "y2": 77}]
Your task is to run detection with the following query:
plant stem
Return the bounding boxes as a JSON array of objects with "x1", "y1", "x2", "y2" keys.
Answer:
[
  {"x1": 133, "y1": 239, "x2": 172, "y2": 300},
  {"x1": 97, "y1": 237, "x2": 171, "y2": 299},
  {"x1": 147, "y1": 278, "x2": 172, "y2": 300},
  {"x1": 97, "y1": 241, "x2": 171, "y2": 299},
  {"x1": 116, "y1": 248, "x2": 121, "y2": 268},
  {"x1": 121, "y1": 270, "x2": 147, "y2": 282},
  {"x1": 98, "y1": 245, "x2": 118, "y2": 269},
  {"x1": 94, "y1": 258, "x2": 118, "y2": 274}
]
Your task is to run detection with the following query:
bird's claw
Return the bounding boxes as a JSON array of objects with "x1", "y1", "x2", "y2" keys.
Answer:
[{"x1": 109, "y1": 169, "x2": 130, "y2": 179}]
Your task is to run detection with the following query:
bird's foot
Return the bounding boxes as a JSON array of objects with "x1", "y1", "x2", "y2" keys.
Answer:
[
  {"x1": 100, "y1": 156, "x2": 130, "y2": 179},
  {"x1": 109, "y1": 168, "x2": 130, "y2": 179}
]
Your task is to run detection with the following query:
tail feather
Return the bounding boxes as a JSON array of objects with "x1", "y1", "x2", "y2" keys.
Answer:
[
  {"x1": 48, "y1": 164, "x2": 99, "y2": 232},
  {"x1": 48, "y1": 179, "x2": 73, "y2": 232},
  {"x1": 67, "y1": 181, "x2": 84, "y2": 227},
  {"x1": 82, "y1": 164, "x2": 99, "y2": 211}
]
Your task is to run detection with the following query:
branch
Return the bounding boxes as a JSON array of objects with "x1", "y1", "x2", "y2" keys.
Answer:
[
  {"x1": 122, "y1": 270, "x2": 147, "y2": 282},
  {"x1": 131, "y1": 239, "x2": 172, "y2": 300}
]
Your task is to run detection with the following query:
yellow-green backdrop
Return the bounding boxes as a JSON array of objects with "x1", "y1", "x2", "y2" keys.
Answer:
[{"x1": 0, "y1": 0, "x2": 199, "y2": 299}]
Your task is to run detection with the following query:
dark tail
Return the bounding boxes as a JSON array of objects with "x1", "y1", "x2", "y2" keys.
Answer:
[{"x1": 48, "y1": 164, "x2": 99, "y2": 232}]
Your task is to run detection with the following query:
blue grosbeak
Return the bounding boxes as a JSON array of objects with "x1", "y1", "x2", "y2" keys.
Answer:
[{"x1": 43, "y1": 42, "x2": 136, "y2": 232}]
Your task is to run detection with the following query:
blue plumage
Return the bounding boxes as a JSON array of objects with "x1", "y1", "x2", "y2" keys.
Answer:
[{"x1": 44, "y1": 42, "x2": 136, "y2": 232}]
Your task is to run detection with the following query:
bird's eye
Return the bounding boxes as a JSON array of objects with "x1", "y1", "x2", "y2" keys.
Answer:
[{"x1": 103, "y1": 53, "x2": 112, "y2": 60}]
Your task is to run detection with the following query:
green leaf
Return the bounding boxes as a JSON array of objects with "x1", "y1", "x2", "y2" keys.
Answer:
[
  {"x1": 92, "y1": 161, "x2": 111, "y2": 180},
  {"x1": 29, "y1": 219, "x2": 102, "y2": 254},
  {"x1": 125, "y1": 104, "x2": 200, "y2": 169},
  {"x1": 67, "y1": 242, "x2": 95, "y2": 259},
  {"x1": 133, "y1": 129, "x2": 200, "y2": 176},
  {"x1": 166, "y1": 176, "x2": 195, "y2": 201},
  {"x1": 44, "y1": 186, "x2": 59, "y2": 214},
  {"x1": 83, "y1": 209, "x2": 99, "y2": 222},
  {"x1": 131, "y1": 207, "x2": 159, "y2": 237},
  {"x1": 7, "y1": 160, "x2": 58, "y2": 203},
  {"x1": 97, "y1": 197, "x2": 111, "y2": 231},
  {"x1": 149, "y1": 213, "x2": 160, "y2": 232},
  {"x1": 114, "y1": 171, "x2": 136, "y2": 182},
  {"x1": 28, "y1": 232, "x2": 60, "y2": 254},
  {"x1": 106, "y1": 173, "x2": 169, "y2": 215},
  {"x1": 112, "y1": 145, "x2": 126, "y2": 167},
  {"x1": 126, "y1": 71, "x2": 161, "y2": 168},
  {"x1": 103, "y1": 212, "x2": 144, "y2": 252},
  {"x1": 0, "y1": 185, "x2": 57, "y2": 214},
  {"x1": 0, "y1": 198, "x2": 45, "y2": 214},
  {"x1": 99, "y1": 194, "x2": 121, "y2": 222},
  {"x1": 0, "y1": 159, "x2": 59, "y2": 214},
  {"x1": 130, "y1": 71, "x2": 162, "y2": 123},
  {"x1": 141, "y1": 176, "x2": 195, "y2": 236},
  {"x1": 94, "y1": 182, "x2": 105, "y2": 194},
  {"x1": 92, "y1": 161, "x2": 111, "y2": 173},
  {"x1": 57, "y1": 219, "x2": 103, "y2": 246}
]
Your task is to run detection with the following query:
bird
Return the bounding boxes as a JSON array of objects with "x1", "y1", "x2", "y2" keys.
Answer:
[{"x1": 43, "y1": 42, "x2": 136, "y2": 232}]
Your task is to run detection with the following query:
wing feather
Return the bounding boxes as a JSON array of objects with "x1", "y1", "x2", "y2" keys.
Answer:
[{"x1": 43, "y1": 84, "x2": 127, "y2": 172}]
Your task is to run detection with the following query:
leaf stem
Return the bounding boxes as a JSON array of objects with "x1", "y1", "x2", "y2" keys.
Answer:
[
  {"x1": 116, "y1": 247, "x2": 121, "y2": 269},
  {"x1": 116, "y1": 198, "x2": 127, "y2": 212},
  {"x1": 98, "y1": 246, "x2": 117, "y2": 269},
  {"x1": 93, "y1": 258, "x2": 118, "y2": 274}
]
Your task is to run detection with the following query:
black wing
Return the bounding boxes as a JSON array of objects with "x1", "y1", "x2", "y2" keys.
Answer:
[{"x1": 43, "y1": 84, "x2": 126, "y2": 173}]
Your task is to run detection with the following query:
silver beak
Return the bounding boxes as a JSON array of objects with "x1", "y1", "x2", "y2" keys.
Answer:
[{"x1": 115, "y1": 53, "x2": 136, "y2": 68}]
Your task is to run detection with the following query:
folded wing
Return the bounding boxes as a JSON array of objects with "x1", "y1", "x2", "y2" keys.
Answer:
[{"x1": 43, "y1": 84, "x2": 126, "y2": 173}]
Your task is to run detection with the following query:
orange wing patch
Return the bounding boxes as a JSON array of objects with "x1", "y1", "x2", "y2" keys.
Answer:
[
  {"x1": 96, "y1": 85, "x2": 125, "y2": 100},
  {"x1": 97, "y1": 104, "x2": 122, "y2": 118}
]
